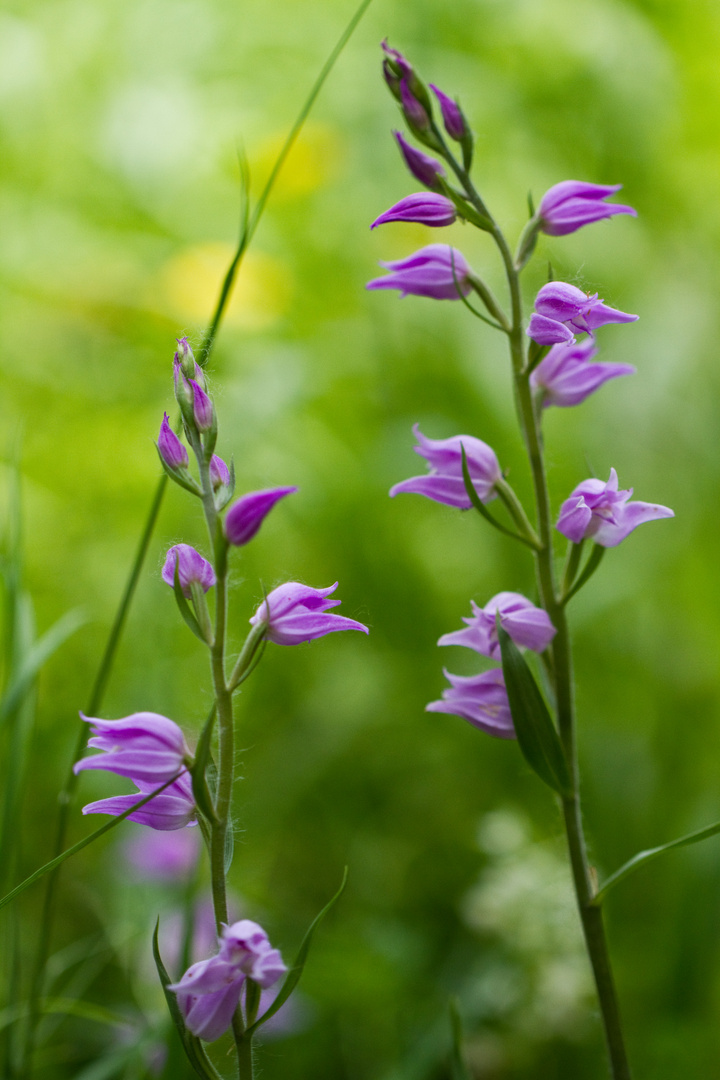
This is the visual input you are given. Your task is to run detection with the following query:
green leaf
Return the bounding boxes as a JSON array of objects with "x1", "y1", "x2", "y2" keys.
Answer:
[
  {"x1": 562, "y1": 544, "x2": 606, "y2": 605},
  {"x1": 0, "y1": 775, "x2": 182, "y2": 912},
  {"x1": 172, "y1": 559, "x2": 206, "y2": 642},
  {"x1": 593, "y1": 819, "x2": 720, "y2": 906},
  {"x1": 190, "y1": 705, "x2": 218, "y2": 824},
  {"x1": 527, "y1": 190, "x2": 535, "y2": 219},
  {"x1": 152, "y1": 921, "x2": 221, "y2": 1080},
  {"x1": 247, "y1": 867, "x2": 348, "y2": 1035},
  {"x1": 449, "y1": 999, "x2": 472, "y2": 1080},
  {"x1": 460, "y1": 447, "x2": 535, "y2": 549},
  {"x1": 0, "y1": 608, "x2": 86, "y2": 725},
  {"x1": 497, "y1": 624, "x2": 572, "y2": 798}
]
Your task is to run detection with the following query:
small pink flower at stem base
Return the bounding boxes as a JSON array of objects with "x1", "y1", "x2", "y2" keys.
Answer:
[
  {"x1": 538, "y1": 181, "x2": 637, "y2": 237},
  {"x1": 556, "y1": 468, "x2": 674, "y2": 547},
  {"x1": 426, "y1": 669, "x2": 514, "y2": 738},
  {"x1": 220, "y1": 920, "x2": 288, "y2": 987},
  {"x1": 82, "y1": 773, "x2": 197, "y2": 831},
  {"x1": 530, "y1": 339, "x2": 635, "y2": 407},
  {"x1": 169, "y1": 955, "x2": 246, "y2": 1041},
  {"x1": 224, "y1": 487, "x2": 298, "y2": 547},
  {"x1": 169, "y1": 919, "x2": 286, "y2": 1041},
  {"x1": 162, "y1": 544, "x2": 216, "y2": 598},
  {"x1": 367, "y1": 244, "x2": 472, "y2": 301},
  {"x1": 73, "y1": 712, "x2": 192, "y2": 784},
  {"x1": 390, "y1": 424, "x2": 501, "y2": 508},
  {"x1": 439, "y1": 592, "x2": 556, "y2": 659},
  {"x1": 371, "y1": 193, "x2": 456, "y2": 229},
  {"x1": 250, "y1": 583, "x2": 369, "y2": 645}
]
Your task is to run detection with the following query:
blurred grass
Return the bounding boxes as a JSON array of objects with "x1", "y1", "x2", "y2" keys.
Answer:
[{"x1": 1, "y1": 0, "x2": 720, "y2": 1076}]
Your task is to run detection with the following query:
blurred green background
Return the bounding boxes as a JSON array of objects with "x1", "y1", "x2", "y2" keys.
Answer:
[{"x1": 1, "y1": 0, "x2": 720, "y2": 1076}]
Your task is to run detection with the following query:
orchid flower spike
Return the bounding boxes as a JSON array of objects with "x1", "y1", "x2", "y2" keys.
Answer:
[
  {"x1": 367, "y1": 245, "x2": 473, "y2": 301},
  {"x1": 426, "y1": 669, "x2": 514, "y2": 739},
  {"x1": 538, "y1": 181, "x2": 637, "y2": 236},
  {"x1": 250, "y1": 582, "x2": 369, "y2": 645},
  {"x1": 162, "y1": 544, "x2": 216, "y2": 597},
  {"x1": 390, "y1": 424, "x2": 501, "y2": 508},
  {"x1": 527, "y1": 282, "x2": 638, "y2": 345},
  {"x1": 530, "y1": 339, "x2": 635, "y2": 407},
  {"x1": 438, "y1": 592, "x2": 556, "y2": 659},
  {"x1": 74, "y1": 712, "x2": 192, "y2": 785},
  {"x1": 371, "y1": 193, "x2": 456, "y2": 229},
  {"x1": 81, "y1": 773, "x2": 196, "y2": 831},
  {"x1": 224, "y1": 487, "x2": 297, "y2": 547},
  {"x1": 556, "y1": 468, "x2": 674, "y2": 547}
]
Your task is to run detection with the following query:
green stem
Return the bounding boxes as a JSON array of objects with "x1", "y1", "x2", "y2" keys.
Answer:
[
  {"x1": 444, "y1": 145, "x2": 633, "y2": 1076},
  {"x1": 22, "y1": 473, "x2": 168, "y2": 1077},
  {"x1": 236, "y1": 1033, "x2": 254, "y2": 1080},
  {"x1": 495, "y1": 479, "x2": 540, "y2": 549}
]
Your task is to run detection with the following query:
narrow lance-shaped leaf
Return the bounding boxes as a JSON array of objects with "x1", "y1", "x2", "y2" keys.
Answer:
[
  {"x1": 497, "y1": 623, "x2": 572, "y2": 798},
  {"x1": 592, "y1": 819, "x2": 720, "y2": 906},
  {"x1": 449, "y1": 998, "x2": 472, "y2": 1080},
  {"x1": 172, "y1": 558, "x2": 206, "y2": 642},
  {"x1": 152, "y1": 921, "x2": 222, "y2": 1080},
  {"x1": 247, "y1": 868, "x2": 349, "y2": 1034},
  {"x1": 460, "y1": 447, "x2": 534, "y2": 549},
  {"x1": 0, "y1": 609, "x2": 86, "y2": 725},
  {"x1": 0, "y1": 775, "x2": 183, "y2": 912}
]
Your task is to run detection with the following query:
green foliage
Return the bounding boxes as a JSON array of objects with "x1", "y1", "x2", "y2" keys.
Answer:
[{"x1": 2, "y1": 0, "x2": 720, "y2": 1077}]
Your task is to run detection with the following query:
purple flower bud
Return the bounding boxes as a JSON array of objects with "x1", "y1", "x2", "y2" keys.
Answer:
[
  {"x1": 162, "y1": 544, "x2": 216, "y2": 597},
  {"x1": 530, "y1": 339, "x2": 635, "y2": 407},
  {"x1": 429, "y1": 84, "x2": 467, "y2": 141},
  {"x1": 122, "y1": 827, "x2": 200, "y2": 881},
  {"x1": 367, "y1": 244, "x2": 472, "y2": 301},
  {"x1": 250, "y1": 582, "x2": 369, "y2": 646},
  {"x1": 168, "y1": 919, "x2": 286, "y2": 1041},
  {"x1": 527, "y1": 282, "x2": 638, "y2": 344},
  {"x1": 371, "y1": 193, "x2": 456, "y2": 229},
  {"x1": 426, "y1": 669, "x2": 514, "y2": 739},
  {"x1": 438, "y1": 592, "x2": 556, "y2": 659},
  {"x1": 556, "y1": 468, "x2": 674, "y2": 548},
  {"x1": 538, "y1": 181, "x2": 637, "y2": 237},
  {"x1": 174, "y1": 336, "x2": 197, "y2": 380},
  {"x1": 158, "y1": 413, "x2": 189, "y2": 471},
  {"x1": 400, "y1": 77, "x2": 430, "y2": 131},
  {"x1": 173, "y1": 357, "x2": 195, "y2": 415},
  {"x1": 74, "y1": 711, "x2": 192, "y2": 784},
  {"x1": 390, "y1": 424, "x2": 501, "y2": 508},
  {"x1": 209, "y1": 454, "x2": 231, "y2": 491},
  {"x1": 393, "y1": 132, "x2": 445, "y2": 190},
  {"x1": 169, "y1": 955, "x2": 246, "y2": 1041},
  {"x1": 81, "y1": 773, "x2": 196, "y2": 831},
  {"x1": 189, "y1": 379, "x2": 213, "y2": 432},
  {"x1": 381, "y1": 39, "x2": 413, "y2": 80},
  {"x1": 224, "y1": 486, "x2": 297, "y2": 546},
  {"x1": 220, "y1": 920, "x2": 288, "y2": 988}
]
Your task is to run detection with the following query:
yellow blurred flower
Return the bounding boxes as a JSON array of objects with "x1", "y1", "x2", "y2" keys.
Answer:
[
  {"x1": 248, "y1": 121, "x2": 344, "y2": 201},
  {"x1": 155, "y1": 242, "x2": 292, "y2": 331}
]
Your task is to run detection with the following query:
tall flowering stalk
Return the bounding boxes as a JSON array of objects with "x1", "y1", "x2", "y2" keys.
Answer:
[{"x1": 370, "y1": 42, "x2": 678, "y2": 1079}]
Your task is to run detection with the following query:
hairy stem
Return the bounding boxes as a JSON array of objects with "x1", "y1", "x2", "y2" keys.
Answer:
[
  {"x1": 444, "y1": 140, "x2": 633, "y2": 1077},
  {"x1": 22, "y1": 2, "x2": 375, "y2": 1061}
]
